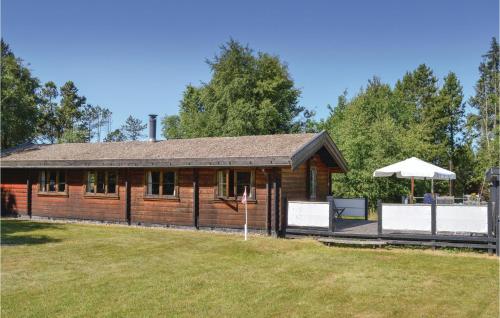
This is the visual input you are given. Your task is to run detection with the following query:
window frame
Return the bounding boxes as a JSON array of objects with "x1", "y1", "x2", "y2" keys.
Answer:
[
  {"x1": 38, "y1": 170, "x2": 68, "y2": 196},
  {"x1": 215, "y1": 169, "x2": 256, "y2": 202},
  {"x1": 144, "y1": 169, "x2": 179, "y2": 200},
  {"x1": 84, "y1": 170, "x2": 119, "y2": 198}
]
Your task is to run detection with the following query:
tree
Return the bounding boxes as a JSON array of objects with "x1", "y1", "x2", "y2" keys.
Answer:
[
  {"x1": 161, "y1": 115, "x2": 182, "y2": 139},
  {"x1": 1, "y1": 40, "x2": 40, "y2": 148},
  {"x1": 323, "y1": 78, "x2": 414, "y2": 206},
  {"x1": 468, "y1": 37, "x2": 500, "y2": 191},
  {"x1": 104, "y1": 129, "x2": 126, "y2": 142},
  {"x1": 437, "y1": 72, "x2": 465, "y2": 194},
  {"x1": 37, "y1": 81, "x2": 59, "y2": 143},
  {"x1": 393, "y1": 64, "x2": 442, "y2": 161},
  {"x1": 80, "y1": 104, "x2": 99, "y2": 142},
  {"x1": 121, "y1": 116, "x2": 146, "y2": 140},
  {"x1": 56, "y1": 81, "x2": 86, "y2": 140},
  {"x1": 163, "y1": 39, "x2": 306, "y2": 138},
  {"x1": 58, "y1": 129, "x2": 87, "y2": 143}
]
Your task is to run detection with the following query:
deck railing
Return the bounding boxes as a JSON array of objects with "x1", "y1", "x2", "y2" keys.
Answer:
[
  {"x1": 287, "y1": 197, "x2": 369, "y2": 229},
  {"x1": 378, "y1": 201, "x2": 490, "y2": 235}
]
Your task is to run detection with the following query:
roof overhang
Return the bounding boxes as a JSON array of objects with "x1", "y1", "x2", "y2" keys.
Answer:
[
  {"x1": 1, "y1": 131, "x2": 349, "y2": 171},
  {"x1": 290, "y1": 131, "x2": 348, "y2": 172},
  {"x1": 0, "y1": 156, "x2": 293, "y2": 169}
]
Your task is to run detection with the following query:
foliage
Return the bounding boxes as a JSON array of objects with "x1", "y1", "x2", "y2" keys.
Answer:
[
  {"x1": 104, "y1": 129, "x2": 126, "y2": 142},
  {"x1": 57, "y1": 128, "x2": 88, "y2": 143},
  {"x1": 37, "y1": 81, "x2": 59, "y2": 143},
  {"x1": 1, "y1": 40, "x2": 40, "y2": 149},
  {"x1": 121, "y1": 116, "x2": 146, "y2": 141},
  {"x1": 468, "y1": 37, "x2": 500, "y2": 193},
  {"x1": 161, "y1": 114, "x2": 182, "y2": 139},
  {"x1": 162, "y1": 39, "x2": 306, "y2": 138},
  {"x1": 56, "y1": 81, "x2": 86, "y2": 138}
]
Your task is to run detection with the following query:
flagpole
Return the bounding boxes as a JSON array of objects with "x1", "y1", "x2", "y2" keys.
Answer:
[{"x1": 244, "y1": 186, "x2": 248, "y2": 241}]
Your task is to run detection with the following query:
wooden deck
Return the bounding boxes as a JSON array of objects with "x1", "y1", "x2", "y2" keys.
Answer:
[
  {"x1": 334, "y1": 219, "x2": 378, "y2": 235},
  {"x1": 285, "y1": 218, "x2": 497, "y2": 252}
]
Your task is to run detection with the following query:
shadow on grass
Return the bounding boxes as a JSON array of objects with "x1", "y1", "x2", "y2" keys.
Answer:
[{"x1": 1, "y1": 219, "x2": 64, "y2": 246}]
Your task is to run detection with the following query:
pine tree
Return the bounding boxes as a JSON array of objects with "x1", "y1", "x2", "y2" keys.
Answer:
[
  {"x1": 56, "y1": 81, "x2": 86, "y2": 140},
  {"x1": 121, "y1": 116, "x2": 146, "y2": 141},
  {"x1": 37, "y1": 81, "x2": 59, "y2": 143},
  {"x1": 438, "y1": 72, "x2": 465, "y2": 194},
  {"x1": 468, "y1": 37, "x2": 500, "y2": 191}
]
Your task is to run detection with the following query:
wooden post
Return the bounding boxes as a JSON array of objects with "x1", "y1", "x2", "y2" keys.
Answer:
[
  {"x1": 192, "y1": 169, "x2": 199, "y2": 229},
  {"x1": 411, "y1": 176, "x2": 415, "y2": 203},
  {"x1": 328, "y1": 197, "x2": 335, "y2": 233},
  {"x1": 488, "y1": 201, "x2": 493, "y2": 255},
  {"x1": 281, "y1": 193, "x2": 287, "y2": 238},
  {"x1": 431, "y1": 199, "x2": 436, "y2": 235},
  {"x1": 125, "y1": 169, "x2": 131, "y2": 225},
  {"x1": 364, "y1": 197, "x2": 369, "y2": 220},
  {"x1": 266, "y1": 171, "x2": 272, "y2": 236},
  {"x1": 272, "y1": 169, "x2": 280, "y2": 237},
  {"x1": 497, "y1": 216, "x2": 500, "y2": 257},
  {"x1": 26, "y1": 171, "x2": 32, "y2": 219},
  {"x1": 431, "y1": 199, "x2": 437, "y2": 250},
  {"x1": 377, "y1": 200, "x2": 382, "y2": 235}
]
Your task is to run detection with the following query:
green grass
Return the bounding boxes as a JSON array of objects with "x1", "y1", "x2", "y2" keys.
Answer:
[{"x1": 1, "y1": 219, "x2": 498, "y2": 317}]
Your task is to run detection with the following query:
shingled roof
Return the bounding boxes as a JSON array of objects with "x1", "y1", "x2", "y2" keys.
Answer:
[{"x1": 1, "y1": 131, "x2": 348, "y2": 171}]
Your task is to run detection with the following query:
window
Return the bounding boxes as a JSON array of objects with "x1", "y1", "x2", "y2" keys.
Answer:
[
  {"x1": 162, "y1": 171, "x2": 176, "y2": 196},
  {"x1": 145, "y1": 170, "x2": 177, "y2": 197},
  {"x1": 39, "y1": 170, "x2": 67, "y2": 194},
  {"x1": 217, "y1": 169, "x2": 254, "y2": 200},
  {"x1": 85, "y1": 170, "x2": 118, "y2": 196},
  {"x1": 309, "y1": 166, "x2": 317, "y2": 200},
  {"x1": 236, "y1": 171, "x2": 251, "y2": 197}
]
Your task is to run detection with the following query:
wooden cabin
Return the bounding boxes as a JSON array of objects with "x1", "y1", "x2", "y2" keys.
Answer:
[{"x1": 1, "y1": 124, "x2": 347, "y2": 236}]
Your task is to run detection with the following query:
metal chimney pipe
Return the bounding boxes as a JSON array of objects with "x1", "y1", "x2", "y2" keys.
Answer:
[{"x1": 149, "y1": 114, "x2": 157, "y2": 142}]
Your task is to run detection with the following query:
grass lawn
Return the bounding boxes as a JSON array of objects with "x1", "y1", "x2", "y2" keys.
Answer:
[{"x1": 1, "y1": 219, "x2": 498, "y2": 317}]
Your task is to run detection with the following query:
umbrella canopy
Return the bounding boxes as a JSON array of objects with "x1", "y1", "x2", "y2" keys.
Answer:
[{"x1": 373, "y1": 157, "x2": 456, "y2": 180}]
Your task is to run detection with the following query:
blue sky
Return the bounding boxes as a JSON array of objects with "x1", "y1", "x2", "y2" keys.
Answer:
[{"x1": 2, "y1": 0, "x2": 499, "y2": 131}]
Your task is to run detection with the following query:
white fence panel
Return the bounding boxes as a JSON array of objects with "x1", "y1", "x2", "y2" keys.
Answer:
[
  {"x1": 287, "y1": 201, "x2": 329, "y2": 227},
  {"x1": 436, "y1": 205, "x2": 488, "y2": 233},
  {"x1": 382, "y1": 204, "x2": 432, "y2": 232},
  {"x1": 331, "y1": 197, "x2": 366, "y2": 217}
]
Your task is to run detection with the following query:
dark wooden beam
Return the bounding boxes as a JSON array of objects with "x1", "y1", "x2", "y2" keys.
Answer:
[
  {"x1": 193, "y1": 169, "x2": 199, "y2": 229},
  {"x1": 328, "y1": 199, "x2": 335, "y2": 233},
  {"x1": 377, "y1": 200, "x2": 382, "y2": 235},
  {"x1": 281, "y1": 193, "x2": 288, "y2": 238},
  {"x1": 265, "y1": 170, "x2": 272, "y2": 235},
  {"x1": 364, "y1": 197, "x2": 369, "y2": 221},
  {"x1": 272, "y1": 168, "x2": 281, "y2": 237},
  {"x1": 431, "y1": 200, "x2": 437, "y2": 235},
  {"x1": 26, "y1": 170, "x2": 32, "y2": 218},
  {"x1": 125, "y1": 169, "x2": 131, "y2": 225}
]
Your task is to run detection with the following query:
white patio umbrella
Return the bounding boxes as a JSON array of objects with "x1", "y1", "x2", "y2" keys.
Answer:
[{"x1": 373, "y1": 157, "x2": 456, "y2": 200}]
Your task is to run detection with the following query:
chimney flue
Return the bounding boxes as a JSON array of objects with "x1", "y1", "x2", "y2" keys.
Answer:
[{"x1": 149, "y1": 114, "x2": 157, "y2": 142}]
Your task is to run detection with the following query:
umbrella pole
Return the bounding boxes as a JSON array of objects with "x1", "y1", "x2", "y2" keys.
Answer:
[{"x1": 411, "y1": 176, "x2": 414, "y2": 204}]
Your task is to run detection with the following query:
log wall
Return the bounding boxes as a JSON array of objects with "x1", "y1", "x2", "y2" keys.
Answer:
[{"x1": 1, "y1": 153, "x2": 332, "y2": 230}]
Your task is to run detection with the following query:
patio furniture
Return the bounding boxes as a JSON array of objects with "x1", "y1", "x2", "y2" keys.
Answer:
[
  {"x1": 329, "y1": 198, "x2": 346, "y2": 218},
  {"x1": 436, "y1": 196, "x2": 454, "y2": 204}
]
